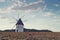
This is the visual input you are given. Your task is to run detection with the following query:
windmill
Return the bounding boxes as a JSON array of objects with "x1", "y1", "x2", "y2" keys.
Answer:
[
  {"x1": 11, "y1": 14, "x2": 25, "y2": 32},
  {"x1": 15, "y1": 15, "x2": 24, "y2": 32}
]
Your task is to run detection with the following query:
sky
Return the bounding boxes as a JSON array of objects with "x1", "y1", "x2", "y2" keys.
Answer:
[{"x1": 0, "y1": 0, "x2": 60, "y2": 32}]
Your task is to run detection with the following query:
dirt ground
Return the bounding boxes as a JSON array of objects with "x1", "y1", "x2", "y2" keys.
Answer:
[{"x1": 0, "y1": 32, "x2": 60, "y2": 40}]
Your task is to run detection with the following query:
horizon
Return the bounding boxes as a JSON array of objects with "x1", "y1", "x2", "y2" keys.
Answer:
[{"x1": 0, "y1": 0, "x2": 60, "y2": 32}]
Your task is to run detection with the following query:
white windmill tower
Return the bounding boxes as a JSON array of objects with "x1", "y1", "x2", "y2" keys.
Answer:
[
  {"x1": 15, "y1": 18, "x2": 24, "y2": 32},
  {"x1": 11, "y1": 15, "x2": 25, "y2": 32}
]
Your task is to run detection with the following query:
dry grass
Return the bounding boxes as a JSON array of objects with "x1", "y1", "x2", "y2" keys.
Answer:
[{"x1": 0, "y1": 32, "x2": 60, "y2": 40}]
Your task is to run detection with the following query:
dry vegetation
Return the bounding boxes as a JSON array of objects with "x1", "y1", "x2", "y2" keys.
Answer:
[{"x1": 0, "y1": 32, "x2": 60, "y2": 40}]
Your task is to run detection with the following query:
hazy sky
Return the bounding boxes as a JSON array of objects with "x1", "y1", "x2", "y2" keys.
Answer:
[{"x1": 0, "y1": 0, "x2": 60, "y2": 32}]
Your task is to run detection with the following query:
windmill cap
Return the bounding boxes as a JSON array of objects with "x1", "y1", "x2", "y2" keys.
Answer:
[{"x1": 16, "y1": 19, "x2": 24, "y2": 25}]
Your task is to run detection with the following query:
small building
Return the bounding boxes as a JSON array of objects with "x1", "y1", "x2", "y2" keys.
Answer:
[{"x1": 15, "y1": 19, "x2": 24, "y2": 32}]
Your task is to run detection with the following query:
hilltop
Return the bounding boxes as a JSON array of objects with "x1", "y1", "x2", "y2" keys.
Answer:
[{"x1": 0, "y1": 28, "x2": 52, "y2": 32}]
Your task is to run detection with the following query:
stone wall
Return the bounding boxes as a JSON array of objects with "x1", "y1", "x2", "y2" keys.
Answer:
[{"x1": 0, "y1": 32, "x2": 60, "y2": 40}]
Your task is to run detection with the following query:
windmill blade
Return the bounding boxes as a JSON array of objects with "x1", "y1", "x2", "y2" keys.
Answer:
[
  {"x1": 10, "y1": 22, "x2": 16, "y2": 23},
  {"x1": 11, "y1": 16, "x2": 18, "y2": 21},
  {"x1": 20, "y1": 15, "x2": 25, "y2": 19},
  {"x1": 23, "y1": 20, "x2": 28, "y2": 22},
  {"x1": 17, "y1": 13, "x2": 20, "y2": 19},
  {"x1": 12, "y1": 24, "x2": 16, "y2": 29}
]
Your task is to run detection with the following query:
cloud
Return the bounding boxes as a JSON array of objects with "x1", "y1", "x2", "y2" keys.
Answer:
[
  {"x1": 0, "y1": 16, "x2": 6, "y2": 19},
  {"x1": 54, "y1": 4, "x2": 60, "y2": 7},
  {"x1": 0, "y1": 0, "x2": 46, "y2": 13},
  {"x1": 42, "y1": 11, "x2": 54, "y2": 16},
  {"x1": 0, "y1": 15, "x2": 9, "y2": 21},
  {"x1": 0, "y1": 0, "x2": 6, "y2": 2},
  {"x1": 0, "y1": 0, "x2": 51, "y2": 17},
  {"x1": 11, "y1": 0, "x2": 45, "y2": 12},
  {"x1": 0, "y1": 8, "x2": 12, "y2": 13},
  {"x1": 0, "y1": 4, "x2": 16, "y2": 13}
]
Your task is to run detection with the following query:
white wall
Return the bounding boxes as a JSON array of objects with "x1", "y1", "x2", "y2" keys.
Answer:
[{"x1": 15, "y1": 25, "x2": 24, "y2": 32}]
